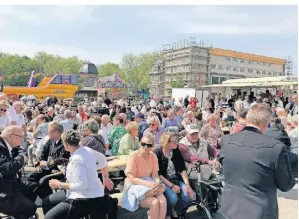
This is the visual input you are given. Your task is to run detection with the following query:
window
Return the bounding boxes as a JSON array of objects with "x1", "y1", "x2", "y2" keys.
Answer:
[
  {"x1": 256, "y1": 70, "x2": 261, "y2": 74},
  {"x1": 240, "y1": 59, "x2": 244, "y2": 63},
  {"x1": 226, "y1": 57, "x2": 231, "y2": 61},
  {"x1": 279, "y1": 72, "x2": 283, "y2": 76},
  {"x1": 233, "y1": 67, "x2": 238, "y2": 72},
  {"x1": 248, "y1": 69, "x2": 253, "y2": 73},
  {"x1": 262, "y1": 71, "x2": 266, "y2": 75},
  {"x1": 212, "y1": 77, "x2": 219, "y2": 84},
  {"x1": 268, "y1": 71, "x2": 272, "y2": 75},
  {"x1": 248, "y1": 60, "x2": 253, "y2": 64},
  {"x1": 234, "y1": 58, "x2": 238, "y2": 62},
  {"x1": 273, "y1": 72, "x2": 277, "y2": 76},
  {"x1": 257, "y1": 62, "x2": 260, "y2": 65},
  {"x1": 218, "y1": 65, "x2": 224, "y2": 70},
  {"x1": 263, "y1": 62, "x2": 267, "y2": 66},
  {"x1": 220, "y1": 77, "x2": 226, "y2": 83},
  {"x1": 240, "y1": 68, "x2": 245, "y2": 72},
  {"x1": 226, "y1": 66, "x2": 231, "y2": 71},
  {"x1": 50, "y1": 75, "x2": 62, "y2": 84}
]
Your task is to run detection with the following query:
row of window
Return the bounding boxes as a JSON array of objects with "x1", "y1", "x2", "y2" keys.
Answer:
[
  {"x1": 226, "y1": 57, "x2": 272, "y2": 66},
  {"x1": 213, "y1": 65, "x2": 283, "y2": 76}
]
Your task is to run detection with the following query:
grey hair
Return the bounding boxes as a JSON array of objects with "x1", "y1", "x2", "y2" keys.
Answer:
[
  {"x1": 61, "y1": 130, "x2": 81, "y2": 147},
  {"x1": 84, "y1": 119, "x2": 99, "y2": 134},
  {"x1": 48, "y1": 121, "x2": 64, "y2": 134},
  {"x1": 64, "y1": 109, "x2": 72, "y2": 119},
  {"x1": 246, "y1": 103, "x2": 272, "y2": 127}
]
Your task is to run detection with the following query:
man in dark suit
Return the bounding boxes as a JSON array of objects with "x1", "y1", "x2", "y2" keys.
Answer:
[
  {"x1": 0, "y1": 125, "x2": 37, "y2": 219},
  {"x1": 215, "y1": 103, "x2": 295, "y2": 219},
  {"x1": 28, "y1": 121, "x2": 69, "y2": 199}
]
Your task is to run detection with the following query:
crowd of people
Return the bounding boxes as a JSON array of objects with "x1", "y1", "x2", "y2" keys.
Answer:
[{"x1": 0, "y1": 89, "x2": 297, "y2": 219}]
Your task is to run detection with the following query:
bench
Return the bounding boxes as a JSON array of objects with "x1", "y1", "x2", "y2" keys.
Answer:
[{"x1": 110, "y1": 193, "x2": 148, "y2": 219}]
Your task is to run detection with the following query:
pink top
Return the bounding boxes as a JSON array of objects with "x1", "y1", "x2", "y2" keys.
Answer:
[{"x1": 125, "y1": 150, "x2": 159, "y2": 178}]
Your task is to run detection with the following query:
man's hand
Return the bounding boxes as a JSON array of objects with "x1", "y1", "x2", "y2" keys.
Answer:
[
  {"x1": 103, "y1": 177, "x2": 114, "y2": 191},
  {"x1": 39, "y1": 160, "x2": 47, "y2": 168}
]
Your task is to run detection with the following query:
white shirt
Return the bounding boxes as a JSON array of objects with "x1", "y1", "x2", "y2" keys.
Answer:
[
  {"x1": 98, "y1": 123, "x2": 113, "y2": 144},
  {"x1": 0, "y1": 116, "x2": 10, "y2": 130},
  {"x1": 66, "y1": 146, "x2": 107, "y2": 199},
  {"x1": 9, "y1": 112, "x2": 25, "y2": 127},
  {"x1": 60, "y1": 119, "x2": 75, "y2": 132}
]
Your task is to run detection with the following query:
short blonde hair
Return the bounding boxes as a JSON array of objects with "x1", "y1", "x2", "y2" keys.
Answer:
[
  {"x1": 149, "y1": 117, "x2": 159, "y2": 125},
  {"x1": 0, "y1": 100, "x2": 10, "y2": 110},
  {"x1": 207, "y1": 113, "x2": 217, "y2": 121},
  {"x1": 160, "y1": 132, "x2": 176, "y2": 149},
  {"x1": 141, "y1": 133, "x2": 155, "y2": 145},
  {"x1": 125, "y1": 121, "x2": 139, "y2": 133},
  {"x1": 246, "y1": 103, "x2": 271, "y2": 126}
]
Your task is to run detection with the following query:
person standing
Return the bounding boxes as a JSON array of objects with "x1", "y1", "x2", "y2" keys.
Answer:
[{"x1": 214, "y1": 103, "x2": 295, "y2": 219}]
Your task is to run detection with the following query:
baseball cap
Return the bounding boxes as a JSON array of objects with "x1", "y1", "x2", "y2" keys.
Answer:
[
  {"x1": 185, "y1": 124, "x2": 200, "y2": 134},
  {"x1": 135, "y1": 113, "x2": 145, "y2": 119}
]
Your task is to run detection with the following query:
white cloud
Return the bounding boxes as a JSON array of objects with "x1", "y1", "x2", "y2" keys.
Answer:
[
  {"x1": 137, "y1": 6, "x2": 298, "y2": 35},
  {"x1": 0, "y1": 6, "x2": 97, "y2": 30}
]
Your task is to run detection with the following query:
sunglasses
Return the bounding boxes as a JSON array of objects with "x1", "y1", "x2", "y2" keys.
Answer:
[
  {"x1": 141, "y1": 142, "x2": 153, "y2": 148},
  {"x1": 0, "y1": 109, "x2": 7, "y2": 112}
]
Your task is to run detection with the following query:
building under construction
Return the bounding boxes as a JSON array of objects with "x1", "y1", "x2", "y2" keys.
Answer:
[{"x1": 149, "y1": 38, "x2": 291, "y2": 98}]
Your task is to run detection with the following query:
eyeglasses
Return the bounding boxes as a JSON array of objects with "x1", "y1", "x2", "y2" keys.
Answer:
[
  {"x1": 169, "y1": 140, "x2": 178, "y2": 144},
  {"x1": 12, "y1": 133, "x2": 23, "y2": 138},
  {"x1": 141, "y1": 142, "x2": 153, "y2": 148},
  {"x1": 149, "y1": 123, "x2": 156, "y2": 126},
  {"x1": 0, "y1": 108, "x2": 7, "y2": 112}
]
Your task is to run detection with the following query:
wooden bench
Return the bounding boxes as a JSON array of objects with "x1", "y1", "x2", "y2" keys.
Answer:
[{"x1": 110, "y1": 193, "x2": 148, "y2": 219}]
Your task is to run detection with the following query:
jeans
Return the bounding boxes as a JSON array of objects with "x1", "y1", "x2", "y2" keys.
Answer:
[{"x1": 164, "y1": 181, "x2": 193, "y2": 216}]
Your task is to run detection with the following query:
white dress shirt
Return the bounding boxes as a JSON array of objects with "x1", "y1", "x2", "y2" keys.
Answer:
[
  {"x1": 98, "y1": 123, "x2": 113, "y2": 145},
  {"x1": 60, "y1": 119, "x2": 75, "y2": 132},
  {"x1": 66, "y1": 146, "x2": 107, "y2": 199}
]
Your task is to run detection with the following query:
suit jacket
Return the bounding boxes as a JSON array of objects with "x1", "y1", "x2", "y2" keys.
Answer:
[
  {"x1": 265, "y1": 126, "x2": 291, "y2": 148},
  {"x1": 0, "y1": 137, "x2": 25, "y2": 193},
  {"x1": 217, "y1": 126, "x2": 295, "y2": 219},
  {"x1": 40, "y1": 139, "x2": 70, "y2": 169}
]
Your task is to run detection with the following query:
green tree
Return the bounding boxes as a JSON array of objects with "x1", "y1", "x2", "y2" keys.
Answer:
[
  {"x1": 170, "y1": 73, "x2": 185, "y2": 88},
  {"x1": 97, "y1": 62, "x2": 125, "y2": 78},
  {"x1": 121, "y1": 52, "x2": 158, "y2": 91}
]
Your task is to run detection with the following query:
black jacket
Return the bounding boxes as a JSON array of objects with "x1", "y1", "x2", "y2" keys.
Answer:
[
  {"x1": 40, "y1": 139, "x2": 70, "y2": 169},
  {"x1": 0, "y1": 137, "x2": 26, "y2": 193},
  {"x1": 217, "y1": 126, "x2": 295, "y2": 219},
  {"x1": 265, "y1": 126, "x2": 291, "y2": 148},
  {"x1": 154, "y1": 147, "x2": 186, "y2": 180}
]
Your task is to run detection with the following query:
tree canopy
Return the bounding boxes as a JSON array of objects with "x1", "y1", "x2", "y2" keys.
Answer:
[{"x1": 0, "y1": 51, "x2": 157, "y2": 90}]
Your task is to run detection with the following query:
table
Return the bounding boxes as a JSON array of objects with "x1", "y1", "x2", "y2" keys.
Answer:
[{"x1": 107, "y1": 155, "x2": 128, "y2": 172}]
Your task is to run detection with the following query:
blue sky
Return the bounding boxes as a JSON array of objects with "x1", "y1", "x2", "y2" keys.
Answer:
[{"x1": 0, "y1": 5, "x2": 298, "y2": 73}]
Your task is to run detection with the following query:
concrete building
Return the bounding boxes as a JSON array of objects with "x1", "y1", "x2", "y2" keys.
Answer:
[
  {"x1": 149, "y1": 45, "x2": 287, "y2": 98},
  {"x1": 208, "y1": 48, "x2": 286, "y2": 85}
]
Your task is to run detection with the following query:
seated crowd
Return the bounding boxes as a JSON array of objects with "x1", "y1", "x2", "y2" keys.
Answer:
[{"x1": 0, "y1": 91, "x2": 297, "y2": 219}]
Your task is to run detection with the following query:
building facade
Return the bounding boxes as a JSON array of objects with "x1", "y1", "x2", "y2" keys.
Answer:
[
  {"x1": 208, "y1": 48, "x2": 286, "y2": 85},
  {"x1": 149, "y1": 46, "x2": 287, "y2": 98}
]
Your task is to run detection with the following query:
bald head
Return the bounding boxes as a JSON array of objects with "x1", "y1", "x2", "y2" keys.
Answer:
[{"x1": 1, "y1": 125, "x2": 23, "y2": 147}]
